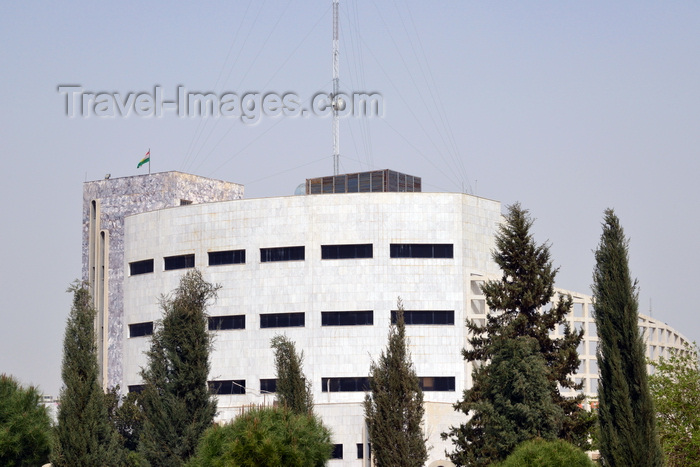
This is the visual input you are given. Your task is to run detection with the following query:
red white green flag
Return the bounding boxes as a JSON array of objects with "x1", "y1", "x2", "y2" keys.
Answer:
[{"x1": 137, "y1": 149, "x2": 150, "y2": 169}]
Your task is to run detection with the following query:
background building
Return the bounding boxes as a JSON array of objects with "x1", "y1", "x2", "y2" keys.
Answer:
[{"x1": 83, "y1": 170, "x2": 690, "y2": 466}]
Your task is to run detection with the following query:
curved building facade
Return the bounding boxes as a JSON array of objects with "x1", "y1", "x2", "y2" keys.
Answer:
[{"x1": 83, "y1": 171, "x2": 691, "y2": 466}]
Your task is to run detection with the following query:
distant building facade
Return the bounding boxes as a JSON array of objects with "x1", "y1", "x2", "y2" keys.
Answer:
[{"x1": 83, "y1": 170, "x2": 690, "y2": 466}]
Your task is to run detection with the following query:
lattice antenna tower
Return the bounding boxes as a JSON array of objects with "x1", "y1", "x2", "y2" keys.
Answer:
[{"x1": 331, "y1": 0, "x2": 345, "y2": 175}]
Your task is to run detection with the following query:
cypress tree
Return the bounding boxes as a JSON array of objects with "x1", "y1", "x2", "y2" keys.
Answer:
[
  {"x1": 270, "y1": 334, "x2": 314, "y2": 415},
  {"x1": 51, "y1": 282, "x2": 125, "y2": 467},
  {"x1": 138, "y1": 269, "x2": 219, "y2": 467},
  {"x1": 444, "y1": 203, "x2": 590, "y2": 465},
  {"x1": 364, "y1": 299, "x2": 428, "y2": 467},
  {"x1": 592, "y1": 209, "x2": 662, "y2": 466}
]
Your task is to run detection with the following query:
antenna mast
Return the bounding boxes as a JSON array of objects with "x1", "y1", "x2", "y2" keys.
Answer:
[{"x1": 332, "y1": 0, "x2": 340, "y2": 175}]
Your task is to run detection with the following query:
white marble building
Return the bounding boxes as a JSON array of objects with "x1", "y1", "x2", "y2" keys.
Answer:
[{"x1": 83, "y1": 170, "x2": 690, "y2": 467}]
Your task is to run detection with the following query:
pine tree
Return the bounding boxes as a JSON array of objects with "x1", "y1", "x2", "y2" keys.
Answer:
[
  {"x1": 270, "y1": 335, "x2": 314, "y2": 414},
  {"x1": 191, "y1": 406, "x2": 333, "y2": 467},
  {"x1": 51, "y1": 282, "x2": 126, "y2": 467},
  {"x1": 139, "y1": 269, "x2": 219, "y2": 467},
  {"x1": 0, "y1": 374, "x2": 51, "y2": 467},
  {"x1": 364, "y1": 299, "x2": 428, "y2": 467},
  {"x1": 444, "y1": 203, "x2": 590, "y2": 465},
  {"x1": 592, "y1": 209, "x2": 663, "y2": 466}
]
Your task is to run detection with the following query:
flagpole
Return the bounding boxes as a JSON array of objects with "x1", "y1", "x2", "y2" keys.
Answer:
[{"x1": 148, "y1": 148, "x2": 151, "y2": 175}]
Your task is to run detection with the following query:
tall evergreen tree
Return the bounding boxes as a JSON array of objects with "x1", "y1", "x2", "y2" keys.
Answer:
[
  {"x1": 52, "y1": 282, "x2": 126, "y2": 467},
  {"x1": 364, "y1": 299, "x2": 428, "y2": 467},
  {"x1": 139, "y1": 269, "x2": 219, "y2": 467},
  {"x1": 592, "y1": 209, "x2": 663, "y2": 466},
  {"x1": 444, "y1": 203, "x2": 590, "y2": 465},
  {"x1": 270, "y1": 334, "x2": 314, "y2": 414}
]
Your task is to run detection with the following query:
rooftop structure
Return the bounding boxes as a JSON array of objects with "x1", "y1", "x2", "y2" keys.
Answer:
[{"x1": 306, "y1": 169, "x2": 421, "y2": 194}]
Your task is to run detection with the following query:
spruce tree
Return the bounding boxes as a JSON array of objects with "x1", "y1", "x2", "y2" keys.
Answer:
[
  {"x1": 270, "y1": 334, "x2": 314, "y2": 414},
  {"x1": 592, "y1": 209, "x2": 663, "y2": 466},
  {"x1": 52, "y1": 282, "x2": 126, "y2": 467},
  {"x1": 454, "y1": 332, "x2": 564, "y2": 465},
  {"x1": 444, "y1": 203, "x2": 589, "y2": 465},
  {"x1": 364, "y1": 299, "x2": 428, "y2": 467},
  {"x1": 139, "y1": 269, "x2": 219, "y2": 467}
]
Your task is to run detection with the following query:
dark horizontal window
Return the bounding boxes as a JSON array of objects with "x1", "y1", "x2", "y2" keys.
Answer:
[
  {"x1": 419, "y1": 376, "x2": 456, "y2": 391},
  {"x1": 331, "y1": 444, "x2": 343, "y2": 459},
  {"x1": 260, "y1": 312, "x2": 305, "y2": 328},
  {"x1": 129, "y1": 259, "x2": 154, "y2": 276},
  {"x1": 260, "y1": 246, "x2": 305, "y2": 262},
  {"x1": 322, "y1": 377, "x2": 370, "y2": 392},
  {"x1": 129, "y1": 322, "x2": 154, "y2": 338},
  {"x1": 128, "y1": 384, "x2": 145, "y2": 393},
  {"x1": 208, "y1": 315, "x2": 245, "y2": 331},
  {"x1": 260, "y1": 379, "x2": 277, "y2": 393},
  {"x1": 322, "y1": 311, "x2": 373, "y2": 326},
  {"x1": 208, "y1": 380, "x2": 246, "y2": 395},
  {"x1": 391, "y1": 310, "x2": 454, "y2": 325},
  {"x1": 164, "y1": 254, "x2": 195, "y2": 270},
  {"x1": 321, "y1": 244, "x2": 373, "y2": 259},
  {"x1": 390, "y1": 243, "x2": 453, "y2": 258},
  {"x1": 208, "y1": 249, "x2": 245, "y2": 266}
]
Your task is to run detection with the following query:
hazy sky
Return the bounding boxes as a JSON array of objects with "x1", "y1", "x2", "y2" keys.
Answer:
[{"x1": 1, "y1": 1, "x2": 698, "y2": 396}]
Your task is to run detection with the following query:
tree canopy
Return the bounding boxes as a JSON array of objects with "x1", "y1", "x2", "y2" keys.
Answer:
[
  {"x1": 0, "y1": 374, "x2": 51, "y2": 467},
  {"x1": 364, "y1": 300, "x2": 428, "y2": 467},
  {"x1": 444, "y1": 203, "x2": 589, "y2": 466},
  {"x1": 51, "y1": 282, "x2": 125, "y2": 467},
  {"x1": 649, "y1": 342, "x2": 700, "y2": 467},
  {"x1": 188, "y1": 406, "x2": 332, "y2": 467},
  {"x1": 592, "y1": 208, "x2": 662, "y2": 466},
  {"x1": 139, "y1": 269, "x2": 219, "y2": 467},
  {"x1": 270, "y1": 335, "x2": 313, "y2": 415},
  {"x1": 496, "y1": 438, "x2": 595, "y2": 467}
]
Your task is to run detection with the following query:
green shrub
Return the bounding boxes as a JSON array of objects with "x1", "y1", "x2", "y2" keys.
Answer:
[
  {"x1": 190, "y1": 406, "x2": 332, "y2": 467},
  {"x1": 496, "y1": 438, "x2": 595, "y2": 467}
]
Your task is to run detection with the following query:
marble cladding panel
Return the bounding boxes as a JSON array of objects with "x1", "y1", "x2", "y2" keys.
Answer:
[{"x1": 83, "y1": 172, "x2": 243, "y2": 389}]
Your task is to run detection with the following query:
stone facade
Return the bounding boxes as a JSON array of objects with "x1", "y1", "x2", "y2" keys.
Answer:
[{"x1": 82, "y1": 172, "x2": 243, "y2": 389}]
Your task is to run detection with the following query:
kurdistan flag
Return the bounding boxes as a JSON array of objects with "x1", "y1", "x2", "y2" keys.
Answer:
[{"x1": 137, "y1": 149, "x2": 150, "y2": 168}]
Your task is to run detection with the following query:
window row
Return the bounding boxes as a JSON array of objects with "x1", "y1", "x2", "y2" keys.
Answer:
[
  {"x1": 320, "y1": 376, "x2": 455, "y2": 393},
  {"x1": 130, "y1": 377, "x2": 454, "y2": 396},
  {"x1": 129, "y1": 243, "x2": 456, "y2": 275},
  {"x1": 129, "y1": 310, "x2": 456, "y2": 337},
  {"x1": 157, "y1": 377, "x2": 456, "y2": 395}
]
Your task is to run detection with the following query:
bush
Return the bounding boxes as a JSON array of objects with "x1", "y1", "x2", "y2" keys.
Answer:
[
  {"x1": 497, "y1": 438, "x2": 595, "y2": 467},
  {"x1": 189, "y1": 406, "x2": 332, "y2": 467}
]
